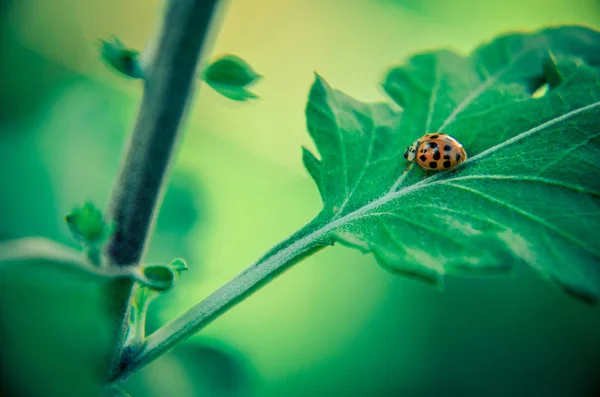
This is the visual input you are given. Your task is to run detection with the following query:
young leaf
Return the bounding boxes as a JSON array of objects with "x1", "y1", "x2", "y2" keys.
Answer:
[
  {"x1": 100, "y1": 36, "x2": 143, "y2": 79},
  {"x1": 302, "y1": 26, "x2": 600, "y2": 302},
  {"x1": 65, "y1": 202, "x2": 109, "y2": 245},
  {"x1": 138, "y1": 264, "x2": 176, "y2": 292},
  {"x1": 168, "y1": 258, "x2": 189, "y2": 274},
  {"x1": 133, "y1": 258, "x2": 188, "y2": 292},
  {"x1": 203, "y1": 54, "x2": 261, "y2": 101}
]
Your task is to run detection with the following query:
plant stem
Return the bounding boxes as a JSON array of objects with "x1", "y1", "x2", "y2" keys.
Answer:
[
  {"x1": 126, "y1": 286, "x2": 158, "y2": 350},
  {"x1": 0, "y1": 237, "x2": 85, "y2": 267},
  {"x1": 113, "y1": 218, "x2": 330, "y2": 381},
  {"x1": 0, "y1": 237, "x2": 140, "y2": 278},
  {"x1": 103, "y1": 0, "x2": 223, "y2": 379}
]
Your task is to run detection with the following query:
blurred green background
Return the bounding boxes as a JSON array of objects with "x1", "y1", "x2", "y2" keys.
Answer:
[{"x1": 1, "y1": 0, "x2": 600, "y2": 396}]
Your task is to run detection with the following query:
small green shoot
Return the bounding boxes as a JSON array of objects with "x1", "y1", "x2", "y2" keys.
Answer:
[
  {"x1": 203, "y1": 54, "x2": 262, "y2": 101},
  {"x1": 100, "y1": 36, "x2": 144, "y2": 79}
]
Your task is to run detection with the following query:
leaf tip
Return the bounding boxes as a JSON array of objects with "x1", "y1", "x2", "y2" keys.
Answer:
[{"x1": 312, "y1": 71, "x2": 330, "y2": 89}]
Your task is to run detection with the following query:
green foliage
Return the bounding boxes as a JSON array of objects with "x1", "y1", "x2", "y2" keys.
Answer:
[
  {"x1": 65, "y1": 201, "x2": 112, "y2": 266},
  {"x1": 123, "y1": 340, "x2": 251, "y2": 397},
  {"x1": 100, "y1": 36, "x2": 143, "y2": 79},
  {"x1": 301, "y1": 26, "x2": 600, "y2": 301},
  {"x1": 203, "y1": 54, "x2": 261, "y2": 101},
  {"x1": 65, "y1": 202, "x2": 109, "y2": 246}
]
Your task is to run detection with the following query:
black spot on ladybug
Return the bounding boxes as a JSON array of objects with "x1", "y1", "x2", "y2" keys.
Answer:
[
  {"x1": 428, "y1": 142, "x2": 438, "y2": 148},
  {"x1": 429, "y1": 161, "x2": 438, "y2": 169},
  {"x1": 444, "y1": 144, "x2": 452, "y2": 151},
  {"x1": 456, "y1": 153, "x2": 461, "y2": 161},
  {"x1": 419, "y1": 155, "x2": 427, "y2": 162},
  {"x1": 422, "y1": 149, "x2": 426, "y2": 153},
  {"x1": 433, "y1": 152, "x2": 441, "y2": 160},
  {"x1": 429, "y1": 135, "x2": 439, "y2": 139},
  {"x1": 443, "y1": 160, "x2": 452, "y2": 168},
  {"x1": 404, "y1": 151, "x2": 408, "y2": 159},
  {"x1": 412, "y1": 149, "x2": 416, "y2": 153},
  {"x1": 444, "y1": 154, "x2": 451, "y2": 160}
]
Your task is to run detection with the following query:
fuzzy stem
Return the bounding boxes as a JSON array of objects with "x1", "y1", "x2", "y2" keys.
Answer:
[
  {"x1": 112, "y1": 218, "x2": 329, "y2": 381},
  {"x1": 126, "y1": 286, "x2": 158, "y2": 350},
  {"x1": 103, "y1": 0, "x2": 223, "y2": 380},
  {"x1": 0, "y1": 237, "x2": 140, "y2": 278},
  {"x1": 0, "y1": 237, "x2": 86, "y2": 268}
]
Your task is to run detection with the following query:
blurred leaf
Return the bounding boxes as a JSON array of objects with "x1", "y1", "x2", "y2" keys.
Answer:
[
  {"x1": 203, "y1": 54, "x2": 261, "y2": 101},
  {"x1": 155, "y1": 170, "x2": 203, "y2": 236},
  {"x1": 301, "y1": 26, "x2": 600, "y2": 301},
  {"x1": 176, "y1": 342, "x2": 251, "y2": 397},
  {"x1": 123, "y1": 340, "x2": 251, "y2": 397},
  {"x1": 100, "y1": 36, "x2": 143, "y2": 79},
  {"x1": 0, "y1": 261, "x2": 112, "y2": 397},
  {"x1": 206, "y1": 83, "x2": 259, "y2": 101},
  {"x1": 65, "y1": 202, "x2": 108, "y2": 246},
  {"x1": 204, "y1": 54, "x2": 261, "y2": 87}
]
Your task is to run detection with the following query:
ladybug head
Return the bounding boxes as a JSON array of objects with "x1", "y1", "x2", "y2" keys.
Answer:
[{"x1": 404, "y1": 142, "x2": 418, "y2": 162}]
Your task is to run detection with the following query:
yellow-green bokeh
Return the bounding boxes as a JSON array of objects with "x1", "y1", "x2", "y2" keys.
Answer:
[{"x1": 1, "y1": 1, "x2": 600, "y2": 396}]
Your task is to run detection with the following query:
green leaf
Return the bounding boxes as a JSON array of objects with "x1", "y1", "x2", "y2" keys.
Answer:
[
  {"x1": 203, "y1": 54, "x2": 261, "y2": 101},
  {"x1": 64, "y1": 202, "x2": 109, "y2": 245},
  {"x1": 100, "y1": 36, "x2": 143, "y2": 79},
  {"x1": 206, "y1": 82, "x2": 260, "y2": 101},
  {"x1": 204, "y1": 54, "x2": 261, "y2": 87},
  {"x1": 301, "y1": 26, "x2": 600, "y2": 302}
]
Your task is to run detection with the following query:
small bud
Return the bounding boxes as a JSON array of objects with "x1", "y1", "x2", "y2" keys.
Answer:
[
  {"x1": 65, "y1": 202, "x2": 108, "y2": 245},
  {"x1": 100, "y1": 36, "x2": 143, "y2": 79},
  {"x1": 203, "y1": 54, "x2": 262, "y2": 101},
  {"x1": 168, "y1": 258, "x2": 189, "y2": 274},
  {"x1": 138, "y1": 264, "x2": 175, "y2": 292}
]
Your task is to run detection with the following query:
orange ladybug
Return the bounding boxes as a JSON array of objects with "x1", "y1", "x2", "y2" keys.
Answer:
[{"x1": 404, "y1": 133, "x2": 467, "y2": 171}]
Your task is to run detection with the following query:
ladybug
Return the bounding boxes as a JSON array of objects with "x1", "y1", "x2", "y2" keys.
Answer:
[{"x1": 404, "y1": 133, "x2": 467, "y2": 171}]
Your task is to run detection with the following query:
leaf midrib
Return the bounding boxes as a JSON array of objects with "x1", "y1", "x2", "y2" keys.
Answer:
[
  {"x1": 289, "y1": 101, "x2": 600, "y2": 265},
  {"x1": 386, "y1": 50, "x2": 532, "y2": 194}
]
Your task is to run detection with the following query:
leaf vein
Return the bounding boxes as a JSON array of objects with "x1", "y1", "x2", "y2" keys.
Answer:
[
  {"x1": 425, "y1": 64, "x2": 440, "y2": 133},
  {"x1": 465, "y1": 101, "x2": 600, "y2": 165},
  {"x1": 334, "y1": 108, "x2": 377, "y2": 217},
  {"x1": 446, "y1": 175, "x2": 600, "y2": 196},
  {"x1": 438, "y1": 49, "x2": 529, "y2": 131},
  {"x1": 444, "y1": 182, "x2": 600, "y2": 259},
  {"x1": 369, "y1": 211, "x2": 472, "y2": 249}
]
